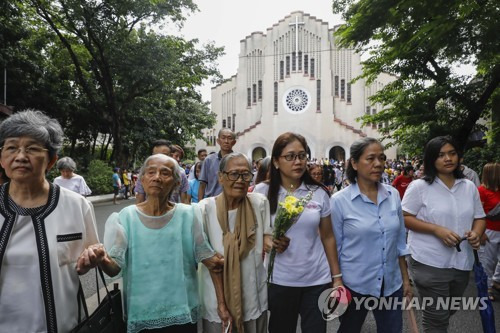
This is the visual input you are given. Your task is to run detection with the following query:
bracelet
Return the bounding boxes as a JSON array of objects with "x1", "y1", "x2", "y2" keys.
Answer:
[{"x1": 332, "y1": 273, "x2": 343, "y2": 279}]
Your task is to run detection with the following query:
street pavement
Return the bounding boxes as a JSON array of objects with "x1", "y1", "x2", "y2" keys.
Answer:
[
  {"x1": 86, "y1": 199, "x2": 500, "y2": 332},
  {"x1": 80, "y1": 198, "x2": 134, "y2": 301}
]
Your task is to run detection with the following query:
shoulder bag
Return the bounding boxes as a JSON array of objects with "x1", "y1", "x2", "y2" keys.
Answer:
[{"x1": 71, "y1": 267, "x2": 126, "y2": 333}]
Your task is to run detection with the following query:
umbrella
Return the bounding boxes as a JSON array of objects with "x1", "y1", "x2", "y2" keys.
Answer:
[{"x1": 473, "y1": 249, "x2": 497, "y2": 333}]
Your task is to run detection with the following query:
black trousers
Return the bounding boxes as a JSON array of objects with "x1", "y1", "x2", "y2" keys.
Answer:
[
  {"x1": 268, "y1": 283, "x2": 329, "y2": 333},
  {"x1": 140, "y1": 323, "x2": 197, "y2": 333}
]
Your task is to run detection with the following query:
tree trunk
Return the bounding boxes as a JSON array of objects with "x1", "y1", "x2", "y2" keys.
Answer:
[
  {"x1": 103, "y1": 134, "x2": 112, "y2": 161},
  {"x1": 69, "y1": 137, "x2": 77, "y2": 157},
  {"x1": 91, "y1": 133, "x2": 97, "y2": 157},
  {"x1": 490, "y1": 93, "x2": 500, "y2": 145},
  {"x1": 100, "y1": 133, "x2": 107, "y2": 160}
]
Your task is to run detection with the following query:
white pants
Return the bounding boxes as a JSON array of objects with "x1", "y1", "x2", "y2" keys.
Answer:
[{"x1": 478, "y1": 229, "x2": 500, "y2": 287}]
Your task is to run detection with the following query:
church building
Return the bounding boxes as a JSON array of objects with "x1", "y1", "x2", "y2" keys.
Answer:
[{"x1": 195, "y1": 11, "x2": 397, "y2": 162}]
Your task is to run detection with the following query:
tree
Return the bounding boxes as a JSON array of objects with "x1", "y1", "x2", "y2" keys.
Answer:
[
  {"x1": 1, "y1": 1, "x2": 103, "y2": 147},
  {"x1": 333, "y1": 0, "x2": 500, "y2": 154},
  {"x1": 28, "y1": 0, "x2": 222, "y2": 164}
]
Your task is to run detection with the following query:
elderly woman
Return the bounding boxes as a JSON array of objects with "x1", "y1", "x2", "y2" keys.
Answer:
[
  {"x1": 81, "y1": 154, "x2": 225, "y2": 333},
  {"x1": 0, "y1": 110, "x2": 100, "y2": 332},
  {"x1": 199, "y1": 152, "x2": 273, "y2": 333},
  {"x1": 53, "y1": 156, "x2": 92, "y2": 196}
]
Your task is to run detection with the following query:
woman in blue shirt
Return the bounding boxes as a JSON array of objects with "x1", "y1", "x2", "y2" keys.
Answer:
[{"x1": 330, "y1": 137, "x2": 412, "y2": 333}]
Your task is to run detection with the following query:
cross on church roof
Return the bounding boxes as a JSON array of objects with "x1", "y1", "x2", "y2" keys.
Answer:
[{"x1": 289, "y1": 16, "x2": 305, "y2": 65}]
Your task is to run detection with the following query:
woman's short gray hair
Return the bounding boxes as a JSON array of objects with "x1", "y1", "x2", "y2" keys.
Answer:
[
  {"x1": 0, "y1": 109, "x2": 63, "y2": 159},
  {"x1": 56, "y1": 157, "x2": 77, "y2": 171},
  {"x1": 139, "y1": 154, "x2": 181, "y2": 200},
  {"x1": 219, "y1": 152, "x2": 252, "y2": 172}
]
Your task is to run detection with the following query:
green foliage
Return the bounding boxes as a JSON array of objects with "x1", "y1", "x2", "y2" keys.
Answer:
[
  {"x1": 46, "y1": 167, "x2": 59, "y2": 183},
  {"x1": 334, "y1": 0, "x2": 500, "y2": 152},
  {"x1": 85, "y1": 160, "x2": 114, "y2": 195},
  {"x1": 2, "y1": 1, "x2": 222, "y2": 166},
  {"x1": 463, "y1": 144, "x2": 500, "y2": 179}
]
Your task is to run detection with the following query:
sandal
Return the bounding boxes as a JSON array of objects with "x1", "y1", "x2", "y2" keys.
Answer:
[
  {"x1": 488, "y1": 289, "x2": 496, "y2": 301},
  {"x1": 488, "y1": 285, "x2": 500, "y2": 302}
]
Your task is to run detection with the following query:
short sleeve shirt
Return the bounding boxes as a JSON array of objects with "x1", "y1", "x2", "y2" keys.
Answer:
[
  {"x1": 253, "y1": 182, "x2": 332, "y2": 287},
  {"x1": 331, "y1": 182, "x2": 409, "y2": 297},
  {"x1": 112, "y1": 173, "x2": 121, "y2": 187},
  {"x1": 198, "y1": 152, "x2": 223, "y2": 197},
  {"x1": 402, "y1": 178, "x2": 485, "y2": 270}
]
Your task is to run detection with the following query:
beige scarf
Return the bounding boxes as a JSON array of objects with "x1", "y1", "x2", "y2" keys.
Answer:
[{"x1": 215, "y1": 192, "x2": 257, "y2": 333}]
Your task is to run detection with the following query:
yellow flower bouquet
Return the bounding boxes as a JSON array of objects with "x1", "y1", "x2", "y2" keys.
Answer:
[{"x1": 267, "y1": 190, "x2": 314, "y2": 283}]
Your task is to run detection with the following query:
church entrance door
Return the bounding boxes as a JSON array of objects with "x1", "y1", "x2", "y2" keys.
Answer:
[
  {"x1": 252, "y1": 147, "x2": 266, "y2": 161},
  {"x1": 329, "y1": 146, "x2": 345, "y2": 162}
]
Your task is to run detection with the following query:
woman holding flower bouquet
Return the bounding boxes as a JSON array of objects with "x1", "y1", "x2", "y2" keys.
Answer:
[
  {"x1": 254, "y1": 132, "x2": 342, "y2": 333},
  {"x1": 199, "y1": 152, "x2": 273, "y2": 333},
  {"x1": 330, "y1": 138, "x2": 412, "y2": 333}
]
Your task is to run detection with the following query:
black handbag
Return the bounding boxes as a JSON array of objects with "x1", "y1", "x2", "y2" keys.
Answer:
[{"x1": 71, "y1": 267, "x2": 126, "y2": 333}]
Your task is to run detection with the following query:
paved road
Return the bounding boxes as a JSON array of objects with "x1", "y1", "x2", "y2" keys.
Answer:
[
  {"x1": 80, "y1": 199, "x2": 134, "y2": 298},
  {"x1": 86, "y1": 200, "x2": 500, "y2": 332}
]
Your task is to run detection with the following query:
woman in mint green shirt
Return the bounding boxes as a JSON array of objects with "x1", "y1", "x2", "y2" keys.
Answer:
[{"x1": 85, "y1": 154, "x2": 227, "y2": 333}]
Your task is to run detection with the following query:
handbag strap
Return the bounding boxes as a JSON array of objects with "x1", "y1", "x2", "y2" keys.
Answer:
[
  {"x1": 77, "y1": 282, "x2": 89, "y2": 321},
  {"x1": 95, "y1": 267, "x2": 100, "y2": 304},
  {"x1": 76, "y1": 266, "x2": 115, "y2": 323},
  {"x1": 97, "y1": 266, "x2": 112, "y2": 300},
  {"x1": 474, "y1": 249, "x2": 480, "y2": 265}
]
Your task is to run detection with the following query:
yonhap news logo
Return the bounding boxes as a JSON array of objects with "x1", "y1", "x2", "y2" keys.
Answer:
[
  {"x1": 318, "y1": 287, "x2": 490, "y2": 321},
  {"x1": 318, "y1": 286, "x2": 351, "y2": 321}
]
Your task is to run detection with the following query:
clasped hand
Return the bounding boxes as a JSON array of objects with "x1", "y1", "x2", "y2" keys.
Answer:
[
  {"x1": 202, "y1": 252, "x2": 225, "y2": 273},
  {"x1": 76, "y1": 243, "x2": 109, "y2": 275},
  {"x1": 435, "y1": 226, "x2": 480, "y2": 249}
]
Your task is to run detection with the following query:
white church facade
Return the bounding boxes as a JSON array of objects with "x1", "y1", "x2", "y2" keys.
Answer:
[{"x1": 196, "y1": 11, "x2": 397, "y2": 162}]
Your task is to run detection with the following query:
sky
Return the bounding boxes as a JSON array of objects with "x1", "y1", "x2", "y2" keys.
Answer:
[{"x1": 165, "y1": 0, "x2": 343, "y2": 103}]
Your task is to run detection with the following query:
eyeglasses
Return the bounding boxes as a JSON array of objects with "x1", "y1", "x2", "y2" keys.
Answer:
[
  {"x1": 0, "y1": 145, "x2": 49, "y2": 157},
  {"x1": 280, "y1": 152, "x2": 308, "y2": 161},
  {"x1": 223, "y1": 171, "x2": 253, "y2": 181}
]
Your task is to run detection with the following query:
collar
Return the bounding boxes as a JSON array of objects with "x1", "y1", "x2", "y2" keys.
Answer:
[
  {"x1": 349, "y1": 181, "x2": 391, "y2": 202},
  {"x1": 218, "y1": 150, "x2": 233, "y2": 160},
  {"x1": 435, "y1": 177, "x2": 466, "y2": 189}
]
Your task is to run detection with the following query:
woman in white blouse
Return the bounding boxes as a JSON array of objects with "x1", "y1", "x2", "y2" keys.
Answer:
[
  {"x1": 199, "y1": 152, "x2": 273, "y2": 333},
  {"x1": 402, "y1": 136, "x2": 486, "y2": 332},
  {"x1": 0, "y1": 110, "x2": 101, "y2": 332},
  {"x1": 53, "y1": 156, "x2": 92, "y2": 196}
]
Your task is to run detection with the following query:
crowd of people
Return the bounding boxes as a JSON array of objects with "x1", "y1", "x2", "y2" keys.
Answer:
[{"x1": 0, "y1": 109, "x2": 498, "y2": 333}]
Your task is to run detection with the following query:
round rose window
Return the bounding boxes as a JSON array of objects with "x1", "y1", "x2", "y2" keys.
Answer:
[{"x1": 282, "y1": 87, "x2": 311, "y2": 114}]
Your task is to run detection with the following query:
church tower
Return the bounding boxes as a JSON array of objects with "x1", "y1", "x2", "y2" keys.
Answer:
[{"x1": 197, "y1": 11, "x2": 397, "y2": 161}]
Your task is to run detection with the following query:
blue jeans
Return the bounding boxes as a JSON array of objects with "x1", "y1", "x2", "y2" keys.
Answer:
[{"x1": 338, "y1": 286, "x2": 403, "y2": 333}]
